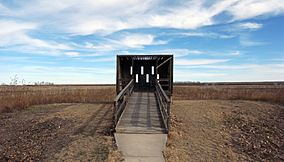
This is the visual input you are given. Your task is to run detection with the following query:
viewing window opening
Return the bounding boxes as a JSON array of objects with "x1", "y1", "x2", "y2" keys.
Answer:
[
  {"x1": 141, "y1": 66, "x2": 144, "y2": 75},
  {"x1": 135, "y1": 74, "x2": 138, "y2": 83},
  {"x1": 146, "y1": 74, "x2": 149, "y2": 83},
  {"x1": 130, "y1": 66, "x2": 133, "y2": 75}
]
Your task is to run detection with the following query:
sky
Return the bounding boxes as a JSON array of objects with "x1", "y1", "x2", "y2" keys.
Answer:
[{"x1": 0, "y1": 0, "x2": 284, "y2": 84}]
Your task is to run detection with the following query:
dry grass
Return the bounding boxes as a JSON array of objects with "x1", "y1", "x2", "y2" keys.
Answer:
[
  {"x1": 173, "y1": 84, "x2": 284, "y2": 105},
  {"x1": 0, "y1": 85, "x2": 116, "y2": 113},
  {"x1": 164, "y1": 100, "x2": 284, "y2": 162},
  {"x1": 1, "y1": 83, "x2": 283, "y2": 113}
]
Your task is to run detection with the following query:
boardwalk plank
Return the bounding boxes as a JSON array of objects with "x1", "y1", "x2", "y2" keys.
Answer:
[{"x1": 116, "y1": 92, "x2": 166, "y2": 133}]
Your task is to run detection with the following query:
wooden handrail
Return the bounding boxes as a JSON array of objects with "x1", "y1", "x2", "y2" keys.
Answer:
[
  {"x1": 114, "y1": 79, "x2": 134, "y2": 102},
  {"x1": 113, "y1": 79, "x2": 134, "y2": 129},
  {"x1": 155, "y1": 81, "x2": 171, "y2": 133},
  {"x1": 156, "y1": 82, "x2": 170, "y2": 103}
]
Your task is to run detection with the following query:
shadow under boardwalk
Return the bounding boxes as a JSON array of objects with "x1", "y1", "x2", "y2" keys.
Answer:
[{"x1": 116, "y1": 92, "x2": 166, "y2": 134}]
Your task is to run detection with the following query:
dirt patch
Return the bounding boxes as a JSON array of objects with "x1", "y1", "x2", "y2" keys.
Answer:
[
  {"x1": 0, "y1": 103, "x2": 122, "y2": 162},
  {"x1": 224, "y1": 101, "x2": 284, "y2": 161},
  {"x1": 0, "y1": 117, "x2": 73, "y2": 161},
  {"x1": 164, "y1": 100, "x2": 284, "y2": 162}
]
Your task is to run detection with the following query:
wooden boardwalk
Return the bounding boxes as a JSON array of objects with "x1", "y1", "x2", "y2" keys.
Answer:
[{"x1": 116, "y1": 92, "x2": 166, "y2": 134}]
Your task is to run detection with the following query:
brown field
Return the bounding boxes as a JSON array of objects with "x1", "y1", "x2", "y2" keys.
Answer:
[
  {"x1": 0, "y1": 83, "x2": 283, "y2": 161},
  {"x1": 0, "y1": 103, "x2": 122, "y2": 162},
  {"x1": 0, "y1": 85, "x2": 115, "y2": 113},
  {"x1": 165, "y1": 100, "x2": 284, "y2": 162},
  {"x1": 1, "y1": 83, "x2": 283, "y2": 113},
  {"x1": 174, "y1": 84, "x2": 284, "y2": 104}
]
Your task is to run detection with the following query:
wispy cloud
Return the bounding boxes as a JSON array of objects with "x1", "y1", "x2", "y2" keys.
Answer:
[
  {"x1": 230, "y1": 51, "x2": 241, "y2": 56},
  {"x1": 240, "y1": 35, "x2": 268, "y2": 46},
  {"x1": 175, "y1": 63, "x2": 284, "y2": 82},
  {"x1": 239, "y1": 22, "x2": 263, "y2": 30},
  {"x1": 119, "y1": 34, "x2": 167, "y2": 48},
  {"x1": 228, "y1": 0, "x2": 284, "y2": 20},
  {"x1": 118, "y1": 48, "x2": 205, "y2": 57},
  {"x1": 178, "y1": 64, "x2": 257, "y2": 70},
  {"x1": 84, "y1": 33, "x2": 167, "y2": 51},
  {"x1": 0, "y1": 64, "x2": 116, "y2": 84},
  {"x1": 174, "y1": 69, "x2": 226, "y2": 82},
  {"x1": 119, "y1": 49, "x2": 243, "y2": 58},
  {"x1": 175, "y1": 59, "x2": 230, "y2": 66},
  {"x1": 64, "y1": 52, "x2": 80, "y2": 57},
  {"x1": 0, "y1": 20, "x2": 73, "y2": 55},
  {"x1": 176, "y1": 63, "x2": 284, "y2": 73},
  {"x1": 176, "y1": 31, "x2": 235, "y2": 39},
  {"x1": 82, "y1": 57, "x2": 115, "y2": 63},
  {"x1": 0, "y1": 20, "x2": 36, "y2": 35},
  {"x1": 2, "y1": 0, "x2": 283, "y2": 35},
  {"x1": 0, "y1": 0, "x2": 283, "y2": 83}
]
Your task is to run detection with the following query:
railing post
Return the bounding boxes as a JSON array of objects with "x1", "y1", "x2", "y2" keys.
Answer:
[
  {"x1": 167, "y1": 101, "x2": 170, "y2": 132},
  {"x1": 113, "y1": 101, "x2": 117, "y2": 127},
  {"x1": 155, "y1": 80, "x2": 172, "y2": 133}
]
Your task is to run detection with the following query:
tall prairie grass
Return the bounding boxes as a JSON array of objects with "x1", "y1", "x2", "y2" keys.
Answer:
[
  {"x1": 173, "y1": 84, "x2": 284, "y2": 104},
  {"x1": 1, "y1": 83, "x2": 283, "y2": 113},
  {"x1": 0, "y1": 85, "x2": 115, "y2": 113}
]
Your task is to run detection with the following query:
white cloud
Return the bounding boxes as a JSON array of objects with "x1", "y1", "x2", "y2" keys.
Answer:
[
  {"x1": 64, "y1": 52, "x2": 80, "y2": 57},
  {"x1": 118, "y1": 49, "x2": 243, "y2": 58},
  {"x1": 175, "y1": 70, "x2": 225, "y2": 77},
  {"x1": 185, "y1": 50, "x2": 204, "y2": 55},
  {"x1": 0, "y1": 3, "x2": 10, "y2": 16},
  {"x1": 0, "y1": 65, "x2": 116, "y2": 84},
  {"x1": 175, "y1": 59, "x2": 229, "y2": 66},
  {"x1": 84, "y1": 42, "x2": 119, "y2": 51},
  {"x1": 0, "y1": 32, "x2": 73, "y2": 55},
  {"x1": 239, "y1": 22, "x2": 263, "y2": 29},
  {"x1": 149, "y1": 1, "x2": 239, "y2": 29},
  {"x1": 0, "y1": 20, "x2": 36, "y2": 35},
  {"x1": 83, "y1": 57, "x2": 115, "y2": 62},
  {"x1": 240, "y1": 35, "x2": 267, "y2": 46},
  {"x1": 174, "y1": 69, "x2": 226, "y2": 82},
  {"x1": 49, "y1": 0, "x2": 158, "y2": 35},
  {"x1": 230, "y1": 51, "x2": 241, "y2": 56},
  {"x1": 119, "y1": 34, "x2": 166, "y2": 48},
  {"x1": 175, "y1": 63, "x2": 284, "y2": 82},
  {"x1": 0, "y1": 20, "x2": 73, "y2": 55},
  {"x1": 179, "y1": 64, "x2": 258, "y2": 70},
  {"x1": 175, "y1": 61, "x2": 284, "y2": 72},
  {"x1": 174, "y1": 31, "x2": 235, "y2": 39},
  {"x1": 120, "y1": 34, "x2": 153, "y2": 48},
  {"x1": 228, "y1": 0, "x2": 284, "y2": 20},
  {"x1": 181, "y1": 32, "x2": 207, "y2": 37},
  {"x1": 84, "y1": 33, "x2": 167, "y2": 51},
  {"x1": 1, "y1": 0, "x2": 284, "y2": 35},
  {"x1": 117, "y1": 48, "x2": 205, "y2": 58},
  {"x1": 117, "y1": 49, "x2": 175, "y2": 57}
]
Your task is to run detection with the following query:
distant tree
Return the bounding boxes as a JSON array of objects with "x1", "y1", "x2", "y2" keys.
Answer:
[
  {"x1": 34, "y1": 81, "x2": 54, "y2": 85},
  {"x1": 10, "y1": 75, "x2": 19, "y2": 85}
]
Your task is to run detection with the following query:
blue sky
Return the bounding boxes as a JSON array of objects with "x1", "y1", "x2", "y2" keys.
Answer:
[{"x1": 0, "y1": 0, "x2": 284, "y2": 84}]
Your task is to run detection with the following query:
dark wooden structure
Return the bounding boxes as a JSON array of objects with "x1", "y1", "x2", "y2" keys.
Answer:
[{"x1": 114, "y1": 55, "x2": 173, "y2": 134}]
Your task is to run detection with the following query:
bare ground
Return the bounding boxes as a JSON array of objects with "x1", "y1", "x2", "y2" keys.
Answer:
[
  {"x1": 164, "y1": 100, "x2": 284, "y2": 162},
  {"x1": 1, "y1": 100, "x2": 283, "y2": 162},
  {"x1": 0, "y1": 103, "x2": 123, "y2": 162}
]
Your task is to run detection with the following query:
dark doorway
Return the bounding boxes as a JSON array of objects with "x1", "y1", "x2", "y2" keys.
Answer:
[
  {"x1": 116, "y1": 55, "x2": 173, "y2": 96},
  {"x1": 133, "y1": 60, "x2": 156, "y2": 91}
]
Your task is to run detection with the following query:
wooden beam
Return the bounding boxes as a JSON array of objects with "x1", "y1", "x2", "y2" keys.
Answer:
[{"x1": 156, "y1": 57, "x2": 172, "y2": 69}]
